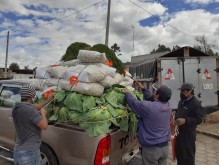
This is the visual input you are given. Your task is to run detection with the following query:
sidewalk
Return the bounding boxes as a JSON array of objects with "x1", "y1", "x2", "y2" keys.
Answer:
[
  {"x1": 197, "y1": 110, "x2": 219, "y2": 139},
  {"x1": 197, "y1": 123, "x2": 219, "y2": 139}
]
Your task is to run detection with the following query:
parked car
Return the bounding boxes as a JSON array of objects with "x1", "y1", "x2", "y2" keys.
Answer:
[{"x1": 0, "y1": 79, "x2": 140, "y2": 165}]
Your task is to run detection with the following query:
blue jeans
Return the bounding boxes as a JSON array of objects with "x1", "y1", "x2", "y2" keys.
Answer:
[{"x1": 13, "y1": 149, "x2": 41, "y2": 165}]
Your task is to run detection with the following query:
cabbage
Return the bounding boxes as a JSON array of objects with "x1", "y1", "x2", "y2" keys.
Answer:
[{"x1": 44, "y1": 86, "x2": 143, "y2": 136}]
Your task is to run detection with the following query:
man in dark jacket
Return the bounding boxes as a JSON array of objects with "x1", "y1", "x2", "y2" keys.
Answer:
[
  {"x1": 174, "y1": 83, "x2": 203, "y2": 165},
  {"x1": 123, "y1": 82, "x2": 172, "y2": 165}
]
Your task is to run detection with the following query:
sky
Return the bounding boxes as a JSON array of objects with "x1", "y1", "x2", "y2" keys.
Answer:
[{"x1": 0, "y1": 0, "x2": 219, "y2": 69}]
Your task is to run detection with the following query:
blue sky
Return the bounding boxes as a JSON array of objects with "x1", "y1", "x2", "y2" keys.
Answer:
[{"x1": 0, "y1": 0, "x2": 219, "y2": 68}]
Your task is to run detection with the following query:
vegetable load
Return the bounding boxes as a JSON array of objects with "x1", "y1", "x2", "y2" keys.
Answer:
[
  {"x1": 34, "y1": 49, "x2": 143, "y2": 137},
  {"x1": 36, "y1": 86, "x2": 143, "y2": 137}
]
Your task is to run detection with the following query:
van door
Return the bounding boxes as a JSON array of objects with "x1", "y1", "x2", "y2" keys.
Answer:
[
  {"x1": 160, "y1": 58, "x2": 183, "y2": 109},
  {"x1": 184, "y1": 57, "x2": 218, "y2": 107}
]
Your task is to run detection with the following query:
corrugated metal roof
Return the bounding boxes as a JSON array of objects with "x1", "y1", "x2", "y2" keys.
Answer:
[{"x1": 131, "y1": 51, "x2": 170, "y2": 65}]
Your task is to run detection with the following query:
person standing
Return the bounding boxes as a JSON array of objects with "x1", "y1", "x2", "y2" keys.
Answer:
[
  {"x1": 123, "y1": 82, "x2": 172, "y2": 165},
  {"x1": 12, "y1": 84, "x2": 53, "y2": 165},
  {"x1": 174, "y1": 83, "x2": 203, "y2": 165}
]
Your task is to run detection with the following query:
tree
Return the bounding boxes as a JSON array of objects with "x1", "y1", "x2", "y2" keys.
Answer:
[
  {"x1": 24, "y1": 65, "x2": 30, "y2": 70},
  {"x1": 172, "y1": 45, "x2": 181, "y2": 52},
  {"x1": 194, "y1": 35, "x2": 218, "y2": 56},
  {"x1": 60, "y1": 42, "x2": 125, "y2": 75},
  {"x1": 150, "y1": 44, "x2": 171, "y2": 53},
  {"x1": 9, "y1": 63, "x2": 20, "y2": 70},
  {"x1": 61, "y1": 42, "x2": 91, "y2": 61},
  {"x1": 111, "y1": 43, "x2": 122, "y2": 56},
  {"x1": 91, "y1": 44, "x2": 125, "y2": 74}
]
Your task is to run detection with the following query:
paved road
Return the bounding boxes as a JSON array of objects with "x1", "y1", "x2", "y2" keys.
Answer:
[
  {"x1": 127, "y1": 133, "x2": 219, "y2": 165},
  {"x1": 1, "y1": 134, "x2": 219, "y2": 165}
]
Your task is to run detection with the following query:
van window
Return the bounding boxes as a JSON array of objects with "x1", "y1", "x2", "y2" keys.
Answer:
[{"x1": 0, "y1": 86, "x2": 21, "y2": 107}]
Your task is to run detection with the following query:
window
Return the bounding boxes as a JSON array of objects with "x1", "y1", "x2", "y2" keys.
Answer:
[{"x1": 0, "y1": 85, "x2": 21, "y2": 107}]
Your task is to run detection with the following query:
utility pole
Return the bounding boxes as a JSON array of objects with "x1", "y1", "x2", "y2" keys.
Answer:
[
  {"x1": 130, "y1": 25, "x2": 135, "y2": 57},
  {"x1": 4, "y1": 31, "x2": 9, "y2": 78},
  {"x1": 105, "y1": 0, "x2": 111, "y2": 46}
]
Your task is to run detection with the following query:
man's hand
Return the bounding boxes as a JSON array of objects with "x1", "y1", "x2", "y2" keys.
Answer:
[
  {"x1": 37, "y1": 108, "x2": 48, "y2": 130},
  {"x1": 122, "y1": 88, "x2": 130, "y2": 93},
  {"x1": 40, "y1": 108, "x2": 47, "y2": 117},
  {"x1": 47, "y1": 93, "x2": 55, "y2": 102},
  {"x1": 176, "y1": 118, "x2": 186, "y2": 125},
  {"x1": 135, "y1": 81, "x2": 144, "y2": 89}
]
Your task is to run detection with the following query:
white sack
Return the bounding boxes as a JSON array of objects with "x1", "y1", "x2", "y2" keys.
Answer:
[
  {"x1": 114, "y1": 73, "x2": 124, "y2": 84},
  {"x1": 60, "y1": 80, "x2": 104, "y2": 96},
  {"x1": 120, "y1": 76, "x2": 134, "y2": 87},
  {"x1": 58, "y1": 59, "x2": 80, "y2": 67},
  {"x1": 65, "y1": 65, "x2": 106, "y2": 83},
  {"x1": 35, "y1": 68, "x2": 50, "y2": 79},
  {"x1": 99, "y1": 64, "x2": 116, "y2": 77},
  {"x1": 77, "y1": 50, "x2": 107, "y2": 63},
  {"x1": 47, "y1": 66, "x2": 67, "y2": 78},
  {"x1": 31, "y1": 79, "x2": 48, "y2": 91},
  {"x1": 99, "y1": 76, "x2": 117, "y2": 88},
  {"x1": 126, "y1": 71, "x2": 132, "y2": 77}
]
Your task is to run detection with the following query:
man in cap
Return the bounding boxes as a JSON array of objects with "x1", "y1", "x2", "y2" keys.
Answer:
[
  {"x1": 173, "y1": 83, "x2": 203, "y2": 165},
  {"x1": 123, "y1": 82, "x2": 172, "y2": 165},
  {"x1": 12, "y1": 84, "x2": 53, "y2": 165}
]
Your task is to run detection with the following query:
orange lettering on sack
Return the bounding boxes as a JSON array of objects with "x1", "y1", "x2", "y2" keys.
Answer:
[
  {"x1": 124, "y1": 69, "x2": 126, "y2": 76},
  {"x1": 105, "y1": 60, "x2": 113, "y2": 67},
  {"x1": 44, "y1": 89, "x2": 53, "y2": 99},
  {"x1": 69, "y1": 76, "x2": 79, "y2": 86}
]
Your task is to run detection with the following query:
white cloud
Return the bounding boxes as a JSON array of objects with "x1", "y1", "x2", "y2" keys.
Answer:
[
  {"x1": 0, "y1": 0, "x2": 218, "y2": 69},
  {"x1": 185, "y1": 0, "x2": 219, "y2": 4}
]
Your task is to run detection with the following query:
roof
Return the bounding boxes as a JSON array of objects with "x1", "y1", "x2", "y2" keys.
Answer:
[
  {"x1": 0, "y1": 79, "x2": 35, "y2": 85},
  {"x1": 131, "y1": 51, "x2": 170, "y2": 64},
  {"x1": 0, "y1": 68, "x2": 34, "y2": 74},
  {"x1": 131, "y1": 46, "x2": 209, "y2": 67}
]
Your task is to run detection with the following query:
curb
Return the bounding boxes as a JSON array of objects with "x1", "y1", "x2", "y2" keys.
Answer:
[{"x1": 197, "y1": 130, "x2": 219, "y2": 140}]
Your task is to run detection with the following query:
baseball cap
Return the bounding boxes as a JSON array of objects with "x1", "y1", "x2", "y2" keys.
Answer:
[
  {"x1": 20, "y1": 84, "x2": 36, "y2": 99},
  {"x1": 157, "y1": 85, "x2": 172, "y2": 101},
  {"x1": 178, "y1": 83, "x2": 194, "y2": 91}
]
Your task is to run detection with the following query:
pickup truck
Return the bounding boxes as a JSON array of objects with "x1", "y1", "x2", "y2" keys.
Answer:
[{"x1": 0, "y1": 79, "x2": 140, "y2": 165}]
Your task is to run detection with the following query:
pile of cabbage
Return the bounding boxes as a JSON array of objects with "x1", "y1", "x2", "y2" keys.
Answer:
[{"x1": 36, "y1": 86, "x2": 143, "y2": 137}]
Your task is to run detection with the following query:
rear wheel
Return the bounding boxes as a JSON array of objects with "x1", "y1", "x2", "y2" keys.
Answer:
[{"x1": 40, "y1": 143, "x2": 59, "y2": 165}]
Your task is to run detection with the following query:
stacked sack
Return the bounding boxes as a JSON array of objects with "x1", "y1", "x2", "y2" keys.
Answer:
[{"x1": 33, "y1": 50, "x2": 134, "y2": 97}]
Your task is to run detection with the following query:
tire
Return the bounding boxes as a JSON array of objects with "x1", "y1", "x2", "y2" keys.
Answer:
[{"x1": 40, "y1": 143, "x2": 59, "y2": 165}]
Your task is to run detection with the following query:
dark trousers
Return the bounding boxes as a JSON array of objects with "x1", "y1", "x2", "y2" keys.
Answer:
[{"x1": 175, "y1": 130, "x2": 196, "y2": 165}]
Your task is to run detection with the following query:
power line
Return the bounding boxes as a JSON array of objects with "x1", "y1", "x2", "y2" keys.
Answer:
[
  {"x1": 6, "y1": 0, "x2": 105, "y2": 38},
  {"x1": 129, "y1": 0, "x2": 194, "y2": 39}
]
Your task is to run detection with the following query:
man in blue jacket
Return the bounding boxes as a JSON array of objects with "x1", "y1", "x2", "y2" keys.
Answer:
[{"x1": 123, "y1": 82, "x2": 172, "y2": 165}]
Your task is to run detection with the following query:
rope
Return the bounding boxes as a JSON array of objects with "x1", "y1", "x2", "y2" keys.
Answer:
[{"x1": 172, "y1": 114, "x2": 179, "y2": 137}]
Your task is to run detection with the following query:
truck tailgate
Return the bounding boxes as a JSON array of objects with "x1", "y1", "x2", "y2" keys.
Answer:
[{"x1": 109, "y1": 129, "x2": 140, "y2": 165}]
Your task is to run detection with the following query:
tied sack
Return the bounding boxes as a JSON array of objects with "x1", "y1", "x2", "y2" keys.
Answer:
[
  {"x1": 99, "y1": 76, "x2": 117, "y2": 88},
  {"x1": 60, "y1": 80, "x2": 104, "y2": 97},
  {"x1": 35, "y1": 67, "x2": 50, "y2": 79},
  {"x1": 77, "y1": 50, "x2": 107, "y2": 63},
  {"x1": 65, "y1": 65, "x2": 106, "y2": 83},
  {"x1": 47, "y1": 66, "x2": 67, "y2": 79}
]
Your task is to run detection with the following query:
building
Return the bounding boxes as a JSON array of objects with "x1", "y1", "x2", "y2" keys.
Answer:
[{"x1": 0, "y1": 68, "x2": 35, "y2": 79}]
